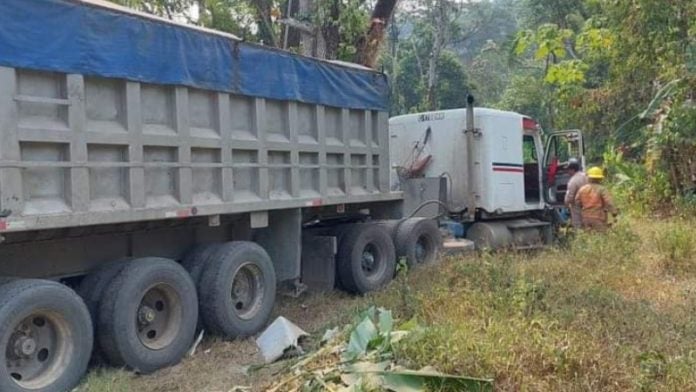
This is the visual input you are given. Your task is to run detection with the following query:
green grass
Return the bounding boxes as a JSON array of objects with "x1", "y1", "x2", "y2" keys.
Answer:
[
  {"x1": 380, "y1": 219, "x2": 696, "y2": 391},
  {"x1": 654, "y1": 220, "x2": 696, "y2": 275},
  {"x1": 76, "y1": 368, "x2": 133, "y2": 392}
]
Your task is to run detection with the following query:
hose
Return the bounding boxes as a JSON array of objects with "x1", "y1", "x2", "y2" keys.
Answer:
[{"x1": 406, "y1": 199, "x2": 452, "y2": 219}]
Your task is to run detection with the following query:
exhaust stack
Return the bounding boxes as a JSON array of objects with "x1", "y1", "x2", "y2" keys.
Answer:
[{"x1": 465, "y1": 94, "x2": 476, "y2": 221}]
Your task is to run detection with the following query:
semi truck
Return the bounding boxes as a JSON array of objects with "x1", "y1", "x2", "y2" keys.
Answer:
[{"x1": 0, "y1": 0, "x2": 582, "y2": 390}]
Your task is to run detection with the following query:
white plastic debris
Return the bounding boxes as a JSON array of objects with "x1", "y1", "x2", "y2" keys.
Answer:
[
  {"x1": 187, "y1": 329, "x2": 205, "y2": 357},
  {"x1": 255, "y1": 316, "x2": 308, "y2": 363}
]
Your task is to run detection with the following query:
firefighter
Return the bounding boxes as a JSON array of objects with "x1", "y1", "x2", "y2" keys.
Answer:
[
  {"x1": 564, "y1": 157, "x2": 588, "y2": 229},
  {"x1": 575, "y1": 167, "x2": 618, "y2": 231}
]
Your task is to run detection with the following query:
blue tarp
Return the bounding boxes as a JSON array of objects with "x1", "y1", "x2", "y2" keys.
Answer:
[{"x1": 0, "y1": 0, "x2": 389, "y2": 111}]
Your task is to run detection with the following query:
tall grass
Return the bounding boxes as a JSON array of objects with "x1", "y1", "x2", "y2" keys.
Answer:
[
  {"x1": 384, "y1": 220, "x2": 696, "y2": 391},
  {"x1": 655, "y1": 220, "x2": 696, "y2": 275}
]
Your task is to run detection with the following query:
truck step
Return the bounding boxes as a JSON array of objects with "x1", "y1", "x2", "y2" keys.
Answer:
[
  {"x1": 442, "y1": 239, "x2": 476, "y2": 256},
  {"x1": 506, "y1": 221, "x2": 551, "y2": 230}
]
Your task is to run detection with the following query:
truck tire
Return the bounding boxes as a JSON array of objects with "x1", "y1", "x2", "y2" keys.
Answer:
[
  {"x1": 199, "y1": 242, "x2": 276, "y2": 338},
  {"x1": 394, "y1": 218, "x2": 441, "y2": 268},
  {"x1": 181, "y1": 244, "x2": 221, "y2": 286},
  {"x1": 97, "y1": 258, "x2": 198, "y2": 373},
  {"x1": 78, "y1": 259, "x2": 130, "y2": 331},
  {"x1": 0, "y1": 279, "x2": 92, "y2": 392},
  {"x1": 336, "y1": 224, "x2": 396, "y2": 294},
  {"x1": 77, "y1": 259, "x2": 130, "y2": 364}
]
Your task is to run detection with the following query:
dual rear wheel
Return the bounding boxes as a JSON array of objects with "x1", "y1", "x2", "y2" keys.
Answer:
[
  {"x1": 334, "y1": 218, "x2": 442, "y2": 294},
  {"x1": 79, "y1": 242, "x2": 276, "y2": 376}
]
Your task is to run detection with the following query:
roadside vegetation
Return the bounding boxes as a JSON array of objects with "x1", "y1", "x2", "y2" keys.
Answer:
[{"x1": 78, "y1": 216, "x2": 696, "y2": 391}]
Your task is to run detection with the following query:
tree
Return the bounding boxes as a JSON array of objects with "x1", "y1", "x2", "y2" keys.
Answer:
[
  {"x1": 354, "y1": 0, "x2": 399, "y2": 67},
  {"x1": 113, "y1": 0, "x2": 194, "y2": 19},
  {"x1": 392, "y1": 49, "x2": 472, "y2": 114}
]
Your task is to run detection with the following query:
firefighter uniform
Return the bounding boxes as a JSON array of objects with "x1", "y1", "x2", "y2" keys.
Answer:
[{"x1": 574, "y1": 167, "x2": 617, "y2": 230}]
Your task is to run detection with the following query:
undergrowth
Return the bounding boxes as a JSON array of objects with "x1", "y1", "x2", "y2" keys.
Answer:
[
  {"x1": 654, "y1": 220, "x2": 696, "y2": 275},
  {"x1": 377, "y1": 219, "x2": 696, "y2": 391}
]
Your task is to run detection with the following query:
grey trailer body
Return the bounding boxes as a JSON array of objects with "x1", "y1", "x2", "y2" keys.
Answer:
[
  {"x1": 0, "y1": 1, "x2": 447, "y2": 390},
  {"x1": 0, "y1": 67, "x2": 399, "y2": 277}
]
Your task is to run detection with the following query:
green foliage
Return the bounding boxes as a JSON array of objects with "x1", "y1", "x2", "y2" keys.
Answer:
[
  {"x1": 197, "y1": 0, "x2": 258, "y2": 38},
  {"x1": 314, "y1": 0, "x2": 370, "y2": 60},
  {"x1": 514, "y1": 24, "x2": 573, "y2": 61},
  {"x1": 603, "y1": 148, "x2": 673, "y2": 215},
  {"x1": 111, "y1": 0, "x2": 193, "y2": 18},
  {"x1": 544, "y1": 60, "x2": 587, "y2": 86},
  {"x1": 391, "y1": 49, "x2": 471, "y2": 114},
  {"x1": 497, "y1": 74, "x2": 550, "y2": 127},
  {"x1": 501, "y1": 0, "x2": 695, "y2": 214}
]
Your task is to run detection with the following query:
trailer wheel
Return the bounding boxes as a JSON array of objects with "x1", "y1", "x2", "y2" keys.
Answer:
[
  {"x1": 78, "y1": 260, "x2": 130, "y2": 330},
  {"x1": 181, "y1": 244, "x2": 221, "y2": 286},
  {"x1": 199, "y1": 242, "x2": 276, "y2": 338},
  {"x1": 97, "y1": 258, "x2": 197, "y2": 373},
  {"x1": 0, "y1": 279, "x2": 92, "y2": 392},
  {"x1": 337, "y1": 224, "x2": 396, "y2": 294},
  {"x1": 77, "y1": 260, "x2": 130, "y2": 363},
  {"x1": 394, "y1": 218, "x2": 442, "y2": 268}
]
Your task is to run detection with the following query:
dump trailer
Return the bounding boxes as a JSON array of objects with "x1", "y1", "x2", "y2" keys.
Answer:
[
  {"x1": 0, "y1": 1, "x2": 444, "y2": 390},
  {"x1": 389, "y1": 98, "x2": 585, "y2": 249}
]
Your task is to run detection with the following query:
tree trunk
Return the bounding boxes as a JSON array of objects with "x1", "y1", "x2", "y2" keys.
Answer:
[
  {"x1": 298, "y1": 0, "x2": 315, "y2": 56},
  {"x1": 425, "y1": 0, "x2": 447, "y2": 110},
  {"x1": 321, "y1": 0, "x2": 341, "y2": 59},
  {"x1": 283, "y1": 0, "x2": 301, "y2": 49},
  {"x1": 354, "y1": 0, "x2": 399, "y2": 68},
  {"x1": 252, "y1": 0, "x2": 278, "y2": 46}
]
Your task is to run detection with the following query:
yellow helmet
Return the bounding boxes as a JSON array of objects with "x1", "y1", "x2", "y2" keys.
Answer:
[{"x1": 587, "y1": 166, "x2": 604, "y2": 179}]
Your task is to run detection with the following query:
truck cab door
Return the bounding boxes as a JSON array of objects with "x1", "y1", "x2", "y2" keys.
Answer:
[{"x1": 543, "y1": 129, "x2": 584, "y2": 205}]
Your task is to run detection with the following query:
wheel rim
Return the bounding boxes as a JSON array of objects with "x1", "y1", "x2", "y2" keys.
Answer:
[
  {"x1": 361, "y1": 243, "x2": 383, "y2": 279},
  {"x1": 6, "y1": 311, "x2": 73, "y2": 389},
  {"x1": 230, "y1": 263, "x2": 265, "y2": 320},
  {"x1": 136, "y1": 284, "x2": 183, "y2": 350}
]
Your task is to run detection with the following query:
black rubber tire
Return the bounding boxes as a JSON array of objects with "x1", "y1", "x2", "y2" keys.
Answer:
[
  {"x1": 336, "y1": 223, "x2": 396, "y2": 294},
  {"x1": 78, "y1": 259, "x2": 130, "y2": 331},
  {"x1": 77, "y1": 260, "x2": 130, "y2": 364},
  {"x1": 372, "y1": 220, "x2": 401, "y2": 238},
  {"x1": 97, "y1": 258, "x2": 198, "y2": 374},
  {"x1": 181, "y1": 244, "x2": 222, "y2": 331},
  {"x1": 181, "y1": 243, "x2": 222, "y2": 286},
  {"x1": 199, "y1": 242, "x2": 276, "y2": 338},
  {"x1": 0, "y1": 279, "x2": 92, "y2": 392},
  {"x1": 394, "y1": 218, "x2": 442, "y2": 268}
]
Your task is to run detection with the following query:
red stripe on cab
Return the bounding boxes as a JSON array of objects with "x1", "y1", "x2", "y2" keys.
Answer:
[{"x1": 493, "y1": 167, "x2": 524, "y2": 173}]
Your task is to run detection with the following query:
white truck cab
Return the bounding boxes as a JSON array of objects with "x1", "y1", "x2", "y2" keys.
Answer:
[{"x1": 389, "y1": 103, "x2": 583, "y2": 248}]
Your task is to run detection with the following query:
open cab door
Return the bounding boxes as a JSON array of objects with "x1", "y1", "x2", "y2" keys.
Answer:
[{"x1": 543, "y1": 129, "x2": 584, "y2": 205}]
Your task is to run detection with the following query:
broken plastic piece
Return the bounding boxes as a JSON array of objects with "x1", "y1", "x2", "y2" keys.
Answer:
[{"x1": 255, "y1": 316, "x2": 308, "y2": 363}]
